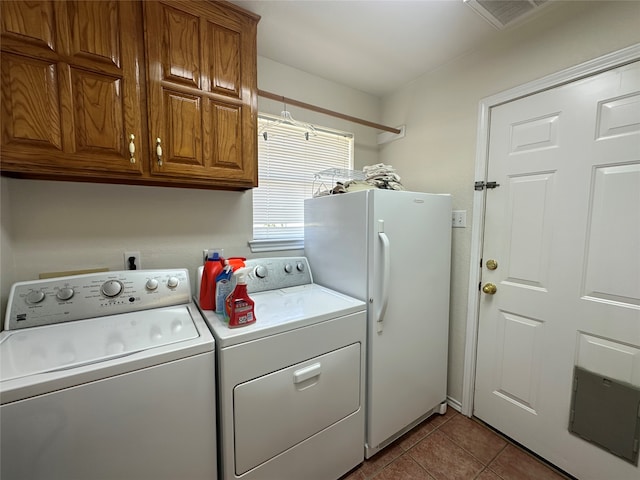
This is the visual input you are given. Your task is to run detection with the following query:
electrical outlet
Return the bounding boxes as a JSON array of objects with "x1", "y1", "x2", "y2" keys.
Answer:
[
  {"x1": 202, "y1": 248, "x2": 224, "y2": 263},
  {"x1": 452, "y1": 210, "x2": 467, "y2": 228},
  {"x1": 124, "y1": 251, "x2": 141, "y2": 270}
]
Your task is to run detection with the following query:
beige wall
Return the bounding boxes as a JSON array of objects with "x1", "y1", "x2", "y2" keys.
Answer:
[
  {"x1": 379, "y1": 0, "x2": 640, "y2": 405},
  {"x1": 258, "y1": 57, "x2": 382, "y2": 169},
  {"x1": 0, "y1": 59, "x2": 381, "y2": 315}
]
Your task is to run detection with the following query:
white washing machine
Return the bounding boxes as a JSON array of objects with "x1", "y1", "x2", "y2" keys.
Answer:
[
  {"x1": 0, "y1": 269, "x2": 217, "y2": 480},
  {"x1": 197, "y1": 256, "x2": 367, "y2": 480}
]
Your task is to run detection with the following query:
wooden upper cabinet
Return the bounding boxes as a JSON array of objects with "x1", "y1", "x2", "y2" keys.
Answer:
[
  {"x1": 1, "y1": 1, "x2": 144, "y2": 176},
  {"x1": 144, "y1": 0, "x2": 258, "y2": 188},
  {"x1": 1, "y1": 0, "x2": 258, "y2": 190}
]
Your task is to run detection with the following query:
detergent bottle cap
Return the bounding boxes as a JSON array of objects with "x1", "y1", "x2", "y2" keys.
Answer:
[{"x1": 206, "y1": 248, "x2": 224, "y2": 261}]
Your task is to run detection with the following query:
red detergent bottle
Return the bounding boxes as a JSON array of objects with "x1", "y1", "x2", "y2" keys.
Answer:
[
  {"x1": 199, "y1": 251, "x2": 224, "y2": 310},
  {"x1": 226, "y1": 268, "x2": 256, "y2": 328}
]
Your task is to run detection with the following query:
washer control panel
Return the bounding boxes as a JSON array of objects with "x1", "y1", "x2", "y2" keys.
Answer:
[
  {"x1": 243, "y1": 257, "x2": 313, "y2": 293},
  {"x1": 5, "y1": 269, "x2": 191, "y2": 330}
]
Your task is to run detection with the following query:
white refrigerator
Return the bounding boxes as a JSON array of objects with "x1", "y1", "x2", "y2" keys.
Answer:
[{"x1": 304, "y1": 189, "x2": 452, "y2": 458}]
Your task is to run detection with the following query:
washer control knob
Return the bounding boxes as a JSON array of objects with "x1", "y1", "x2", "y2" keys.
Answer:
[
  {"x1": 101, "y1": 280, "x2": 123, "y2": 298},
  {"x1": 167, "y1": 276, "x2": 179, "y2": 288},
  {"x1": 26, "y1": 289, "x2": 46, "y2": 304},
  {"x1": 284, "y1": 263, "x2": 293, "y2": 273},
  {"x1": 254, "y1": 265, "x2": 268, "y2": 278},
  {"x1": 56, "y1": 287, "x2": 74, "y2": 301},
  {"x1": 146, "y1": 278, "x2": 159, "y2": 291},
  {"x1": 296, "y1": 262, "x2": 305, "y2": 272}
]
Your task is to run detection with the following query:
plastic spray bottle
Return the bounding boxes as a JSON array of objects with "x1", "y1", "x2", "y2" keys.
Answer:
[
  {"x1": 215, "y1": 260, "x2": 234, "y2": 317},
  {"x1": 225, "y1": 267, "x2": 256, "y2": 328}
]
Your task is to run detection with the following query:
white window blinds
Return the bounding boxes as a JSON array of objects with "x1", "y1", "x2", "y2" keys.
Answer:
[{"x1": 251, "y1": 114, "x2": 353, "y2": 251}]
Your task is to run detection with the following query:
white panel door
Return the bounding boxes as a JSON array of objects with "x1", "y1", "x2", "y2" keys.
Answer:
[{"x1": 474, "y1": 61, "x2": 640, "y2": 480}]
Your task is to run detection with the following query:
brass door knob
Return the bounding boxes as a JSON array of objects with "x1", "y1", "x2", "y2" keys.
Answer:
[
  {"x1": 486, "y1": 259, "x2": 498, "y2": 270},
  {"x1": 482, "y1": 283, "x2": 497, "y2": 295}
]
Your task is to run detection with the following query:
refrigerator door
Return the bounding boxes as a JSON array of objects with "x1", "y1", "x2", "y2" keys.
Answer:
[
  {"x1": 304, "y1": 191, "x2": 369, "y2": 301},
  {"x1": 366, "y1": 189, "x2": 451, "y2": 455},
  {"x1": 305, "y1": 189, "x2": 452, "y2": 457}
]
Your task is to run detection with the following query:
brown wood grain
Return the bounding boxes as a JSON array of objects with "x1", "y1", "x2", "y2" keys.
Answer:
[{"x1": 1, "y1": 0, "x2": 258, "y2": 190}]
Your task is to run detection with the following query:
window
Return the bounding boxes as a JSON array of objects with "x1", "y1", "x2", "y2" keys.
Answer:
[{"x1": 250, "y1": 113, "x2": 354, "y2": 252}]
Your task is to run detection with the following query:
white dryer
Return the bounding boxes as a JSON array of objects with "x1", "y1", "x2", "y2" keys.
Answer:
[
  {"x1": 198, "y1": 257, "x2": 367, "y2": 480},
  {"x1": 1, "y1": 269, "x2": 217, "y2": 480}
]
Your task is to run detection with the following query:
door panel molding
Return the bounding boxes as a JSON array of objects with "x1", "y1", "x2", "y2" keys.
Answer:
[{"x1": 462, "y1": 43, "x2": 640, "y2": 417}]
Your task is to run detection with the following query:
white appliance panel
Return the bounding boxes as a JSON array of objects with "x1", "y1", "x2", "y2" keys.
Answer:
[
  {"x1": 234, "y1": 342, "x2": 361, "y2": 475},
  {"x1": 1, "y1": 353, "x2": 217, "y2": 480},
  {"x1": 234, "y1": 410, "x2": 363, "y2": 480},
  {"x1": 210, "y1": 284, "x2": 366, "y2": 480},
  {"x1": 304, "y1": 191, "x2": 369, "y2": 300},
  {"x1": 1, "y1": 306, "x2": 198, "y2": 381},
  {"x1": 1, "y1": 270, "x2": 217, "y2": 480},
  {"x1": 367, "y1": 189, "x2": 452, "y2": 451},
  {"x1": 0, "y1": 305, "x2": 212, "y2": 404},
  {"x1": 304, "y1": 189, "x2": 452, "y2": 457},
  {"x1": 204, "y1": 283, "x2": 365, "y2": 348}
]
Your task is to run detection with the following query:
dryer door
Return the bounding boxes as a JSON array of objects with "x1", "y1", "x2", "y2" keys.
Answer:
[{"x1": 233, "y1": 342, "x2": 361, "y2": 475}]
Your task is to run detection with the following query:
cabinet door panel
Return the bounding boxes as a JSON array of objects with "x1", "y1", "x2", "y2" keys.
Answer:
[
  {"x1": 165, "y1": 90, "x2": 203, "y2": 166},
  {"x1": 67, "y1": 1, "x2": 120, "y2": 68},
  {"x1": 1, "y1": 54, "x2": 62, "y2": 151},
  {"x1": 1, "y1": 0, "x2": 144, "y2": 176},
  {"x1": 145, "y1": 0, "x2": 257, "y2": 187},
  {"x1": 71, "y1": 69, "x2": 124, "y2": 155},
  {"x1": 211, "y1": 101, "x2": 242, "y2": 170},
  {"x1": 209, "y1": 24, "x2": 240, "y2": 97},
  {"x1": 163, "y1": 6, "x2": 201, "y2": 89},
  {"x1": 1, "y1": 1, "x2": 56, "y2": 51}
]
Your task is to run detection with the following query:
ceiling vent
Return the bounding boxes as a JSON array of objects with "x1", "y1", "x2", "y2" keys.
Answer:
[{"x1": 464, "y1": 0, "x2": 550, "y2": 29}]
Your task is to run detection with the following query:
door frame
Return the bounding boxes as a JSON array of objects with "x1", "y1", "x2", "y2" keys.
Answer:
[{"x1": 461, "y1": 43, "x2": 640, "y2": 417}]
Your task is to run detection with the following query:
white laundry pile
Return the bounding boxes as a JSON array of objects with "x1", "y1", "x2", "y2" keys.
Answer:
[
  {"x1": 313, "y1": 164, "x2": 405, "y2": 197},
  {"x1": 361, "y1": 163, "x2": 405, "y2": 190}
]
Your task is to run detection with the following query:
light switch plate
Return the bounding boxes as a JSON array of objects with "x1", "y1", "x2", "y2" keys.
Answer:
[{"x1": 452, "y1": 210, "x2": 467, "y2": 228}]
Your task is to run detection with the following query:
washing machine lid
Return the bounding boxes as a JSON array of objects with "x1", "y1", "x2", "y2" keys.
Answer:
[
  {"x1": 201, "y1": 283, "x2": 366, "y2": 348},
  {"x1": 0, "y1": 304, "x2": 213, "y2": 403}
]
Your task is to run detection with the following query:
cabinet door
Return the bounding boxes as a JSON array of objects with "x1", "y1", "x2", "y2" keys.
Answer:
[
  {"x1": 144, "y1": 0, "x2": 258, "y2": 188},
  {"x1": 1, "y1": 1, "x2": 144, "y2": 176}
]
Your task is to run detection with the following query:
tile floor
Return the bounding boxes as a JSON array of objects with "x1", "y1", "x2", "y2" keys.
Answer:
[{"x1": 341, "y1": 409, "x2": 573, "y2": 480}]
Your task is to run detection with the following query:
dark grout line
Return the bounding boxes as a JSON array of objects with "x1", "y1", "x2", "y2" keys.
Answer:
[{"x1": 470, "y1": 417, "x2": 577, "y2": 480}]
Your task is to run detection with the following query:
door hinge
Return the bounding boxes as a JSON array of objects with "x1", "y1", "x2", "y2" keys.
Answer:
[{"x1": 474, "y1": 181, "x2": 500, "y2": 191}]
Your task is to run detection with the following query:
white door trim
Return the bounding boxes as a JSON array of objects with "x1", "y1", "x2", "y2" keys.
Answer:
[{"x1": 461, "y1": 43, "x2": 640, "y2": 417}]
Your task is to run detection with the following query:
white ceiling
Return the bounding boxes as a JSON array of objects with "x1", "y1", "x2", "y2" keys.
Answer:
[{"x1": 230, "y1": 0, "x2": 551, "y2": 97}]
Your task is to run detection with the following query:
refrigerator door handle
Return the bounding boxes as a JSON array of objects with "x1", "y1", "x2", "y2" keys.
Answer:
[{"x1": 377, "y1": 220, "x2": 390, "y2": 333}]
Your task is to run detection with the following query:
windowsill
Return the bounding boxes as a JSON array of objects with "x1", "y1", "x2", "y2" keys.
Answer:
[{"x1": 248, "y1": 238, "x2": 304, "y2": 253}]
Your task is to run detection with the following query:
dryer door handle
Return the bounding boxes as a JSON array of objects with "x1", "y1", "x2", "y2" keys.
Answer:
[{"x1": 293, "y1": 362, "x2": 321, "y2": 384}]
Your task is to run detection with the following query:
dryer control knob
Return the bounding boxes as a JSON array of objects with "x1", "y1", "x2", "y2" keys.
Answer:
[
  {"x1": 296, "y1": 262, "x2": 305, "y2": 272},
  {"x1": 167, "y1": 276, "x2": 179, "y2": 288},
  {"x1": 146, "y1": 278, "x2": 159, "y2": 291},
  {"x1": 56, "y1": 287, "x2": 74, "y2": 301},
  {"x1": 101, "y1": 280, "x2": 123, "y2": 298},
  {"x1": 284, "y1": 263, "x2": 293, "y2": 273},
  {"x1": 26, "y1": 289, "x2": 46, "y2": 304},
  {"x1": 254, "y1": 265, "x2": 268, "y2": 278}
]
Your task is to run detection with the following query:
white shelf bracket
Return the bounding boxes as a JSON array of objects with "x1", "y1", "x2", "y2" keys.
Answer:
[{"x1": 377, "y1": 125, "x2": 406, "y2": 145}]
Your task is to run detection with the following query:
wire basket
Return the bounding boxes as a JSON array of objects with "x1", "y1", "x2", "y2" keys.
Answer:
[{"x1": 312, "y1": 168, "x2": 366, "y2": 197}]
